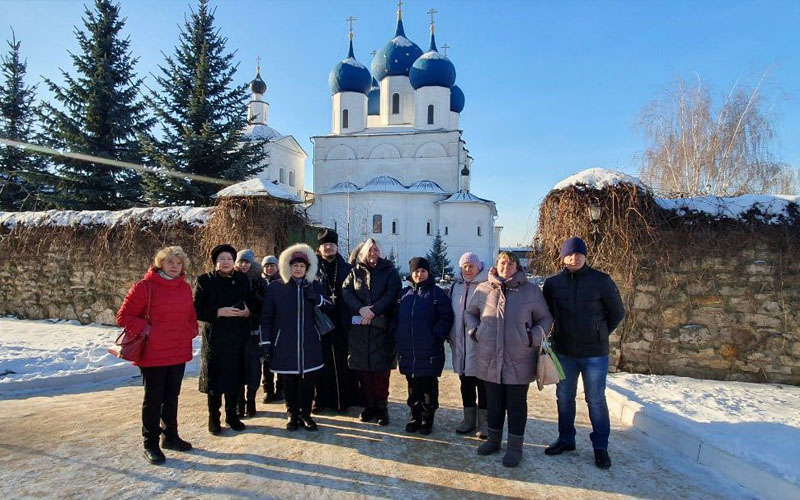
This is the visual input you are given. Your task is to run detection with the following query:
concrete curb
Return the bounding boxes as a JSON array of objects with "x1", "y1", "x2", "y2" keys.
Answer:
[{"x1": 606, "y1": 386, "x2": 799, "y2": 500}]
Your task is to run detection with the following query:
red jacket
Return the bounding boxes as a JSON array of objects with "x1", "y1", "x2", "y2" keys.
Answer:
[{"x1": 116, "y1": 268, "x2": 199, "y2": 367}]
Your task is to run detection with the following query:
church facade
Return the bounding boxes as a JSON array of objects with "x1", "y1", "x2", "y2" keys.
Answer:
[{"x1": 306, "y1": 8, "x2": 500, "y2": 272}]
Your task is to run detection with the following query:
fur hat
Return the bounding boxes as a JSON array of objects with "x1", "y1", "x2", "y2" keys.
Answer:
[
  {"x1": 261, "y1": 255, "x2": 278, "y2": 266},
  {"x1": 278, "y1": 243, "x2": 318, "y2": 283},
  {"x1": 560, "y1": 237, "x2": 588, "y2": 258},
  {"x1": 317, "y1": 228, "x2": 338, "y2": 246},
  {"x1": 408, "y1": 257, "x2": 430, "y2": 273},
  {"x1": 236, "y1": 249, "x2": 255, "y2": 264},
  {"x1": 210, "y1": 244, "x2": 237, "y2": 264}
]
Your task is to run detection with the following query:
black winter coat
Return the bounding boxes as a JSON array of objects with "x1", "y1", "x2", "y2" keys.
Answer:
[
  {"x1": 260, "y1": 278, "x2": 333, "y2": 375},
  {"x1": 542, "y1": 265, "x2": 625, "y2": 358},
  {"x1": 194, "y1": 271, "x2": 253, "y2": 394},
  {"x1": 394, "y1": 276, "x2": 455, "y2": 377},
  {"x1": 317, "y1": 253, "x2": 353, "y2": 332},
  {"x1": 342, "y1": 257, "x2": 401, "y2": 371}
]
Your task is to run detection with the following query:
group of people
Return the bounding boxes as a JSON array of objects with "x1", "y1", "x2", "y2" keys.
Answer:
[{"x1": 117, "y1": 231, "x2": 624, "y2": 471}]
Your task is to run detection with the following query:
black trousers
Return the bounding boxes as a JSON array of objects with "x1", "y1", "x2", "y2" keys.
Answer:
[
  {"x1": 459, "y1": 375, "x2": 487, "y2": 409},
  {"x1": 485, "y1": 380, "x2": 529, "y2": 436},
  {"x1": 262, "y1": 359, "x2": 284, "y2": 396},
  {"x1": 140, "y1": 363, "x2": 186, "y2": 444},
  {"x1": 405, "y1": 375, "x2": 439, "y2": 411},
  {"x1": 282, "y1": 372, "x2": 317, "y2": 417},
  {"x1": 208, "y1": 391, "x2": 241, "y2": 421}
]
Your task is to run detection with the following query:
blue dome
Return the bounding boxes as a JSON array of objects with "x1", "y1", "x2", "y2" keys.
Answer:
[
  {"x1": 450, "y1": 84, "x2": 465, "y2": 113},
  {"x1": 371, "y1": 17, "x2": 423, "y2": 81},
  {"x1": 367, "y1": 78, "x2": 380, "y2": 115},
  {"x1": 328, "y1": 39, "x2": 372, "y2": 95},
  {"x1": 409, "y1": 32, "x2": 456, "y2": 90}
]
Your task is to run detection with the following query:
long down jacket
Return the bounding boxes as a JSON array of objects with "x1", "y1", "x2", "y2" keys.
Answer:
[
  {"x1": 116, "y1": 268, "x2": 198, "y2": 368},
  {"x1": 394, "y1": 276, "x2": 455, "y2": 378},
  {"x1": 260, "y1": 243, "x2": 332, "y2": 375},
  {"x1": 448, "y1": 266, "x2": 490, "y2": 376},
  {"x1": 464, "y1": 269, "x2": 554, "y2": 385},
  {"x1": 342, "y1": 256, "x2": 402, "y2": 372},
  {"x1": 194, "y1": 270, "x2": 253, "y2": 395}
]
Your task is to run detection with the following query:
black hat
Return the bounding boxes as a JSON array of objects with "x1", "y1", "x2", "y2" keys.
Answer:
[
  {"x1": 560, "y1": 237, "x2": 587, "y2": 258},
  {"x1": 317, "y1": 228, "x2": 338, "y2": 245},
  {"x1": 408, "y1": 257, "x2": 430, "y2": 273},
  {"x1": 211, "y1": 244, "x2": 237, "y2": 264}
]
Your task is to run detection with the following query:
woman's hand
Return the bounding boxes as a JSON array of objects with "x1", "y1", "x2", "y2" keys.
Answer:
[
  {"x1": 360, "y1": 316, "x2": 372, "y2": 326},
  {"x1": 359, "y1": 306, "x2": 375, "y2": 320},
  {"x1": 241, "y1": 303, "x2": 251, "y2": 318},
  {"x1": 218, "y1": 306, "x2": 245, "y2": 317}
]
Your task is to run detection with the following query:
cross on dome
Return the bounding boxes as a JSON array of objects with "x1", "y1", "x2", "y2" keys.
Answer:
[
  {"x1": 442, "y1": 43, "x2": 450, "y2": 56},
  {"x1": 346, "y1": 16, "x2": 356, "y2": 40},
  {"x1": 427, "y1": 8, "x2": 437, "y2": 32}
]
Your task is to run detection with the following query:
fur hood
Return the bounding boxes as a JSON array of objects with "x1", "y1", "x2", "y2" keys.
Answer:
[{"x1": 278, "y1": 243, "x2": 319, "y2": 284}]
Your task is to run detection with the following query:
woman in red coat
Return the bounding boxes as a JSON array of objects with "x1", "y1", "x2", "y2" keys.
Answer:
[{"x1": 117, "y1": 246, "x2": 198, "y2": 465}]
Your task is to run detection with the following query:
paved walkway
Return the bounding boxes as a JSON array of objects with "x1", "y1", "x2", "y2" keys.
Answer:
[{"x1": 0, "y1": 371, "x2": 746, "y2": 499}]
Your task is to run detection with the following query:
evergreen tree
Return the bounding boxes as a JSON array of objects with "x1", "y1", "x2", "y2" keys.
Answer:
[
  {"x1": 426, "y1": 231, "x2": 453, "y2": 278},
  {"x1": 143, "y1": 0, "x2": 263, "y2": 206},
  {"x1": 39, "y1": 0, "x2": 151, "y2": 209},
  {"x1": 0, "y1": 31, "x2": 52, "y2": 210}
]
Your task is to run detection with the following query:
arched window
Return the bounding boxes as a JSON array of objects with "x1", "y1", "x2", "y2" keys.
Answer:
[
  {"x1": 392, "y1": 219, "x2": 398, "y2": 234},
  {"x1": 392, "y1": 93, "x2": 400, "y2": 114},
  {"x1": 427, "y1": 104, "x2": 434, "y2": 125},
  {"x1": 477, "y1": 226, "x2": 482, "y2": 237},
  {"x1": 444, "y1": 226, "x2": 449, "y2": 236},
  {"x1": 426, "y1": 221, "x2": 432, "y2": 235},
  {"x1": 342, "y1": 109, "x2": 349, "y2": 129},
  {"x1": 373, "y1": 214, "x2": 382, "y2": 234},
  {"x1": 279, "y1": 168, "x2": 285, "y2": 184},
  {"x1": 289, "y1": 171, "x2": 295, "y2": 187}
]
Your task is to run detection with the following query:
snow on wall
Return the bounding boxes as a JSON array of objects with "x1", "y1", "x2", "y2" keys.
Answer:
[
  {"x1": 0, "y1": 206, "x2": 214, "y2": 230},
  {"x1": 552, "y1": 168, "x2": 646, "y2": 191}
]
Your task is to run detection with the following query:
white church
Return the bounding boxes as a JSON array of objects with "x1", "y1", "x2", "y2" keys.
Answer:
[{"x1": 231, "y1": 6, "x2": 501, "y2": 271}]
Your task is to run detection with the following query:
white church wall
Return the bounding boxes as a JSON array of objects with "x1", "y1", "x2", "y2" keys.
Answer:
[
  {"x1": 331, "y1": 92, "x2": 367, "y2": 134},
  {"x1": 414, "y1": 86, "x2": 450, "y2": 130},
  {"x1": 255, "y1": 139, "x2": 307, "y2": 199},
  {"x1": 438, "y1": 202, "x2": 496, "y2": 267},
  {"x1": 380, "y1": 76, "x2": 415, "y2": 126}
]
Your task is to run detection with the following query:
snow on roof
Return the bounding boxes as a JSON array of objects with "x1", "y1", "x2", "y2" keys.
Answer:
[
  {"x1": 657, "y1": 194, "x2": 800, "y2": 223},
  {"x1": 437, "y1": 190, "x2": 494, "y2": 205},
  {"x1": 213, "y1": 177, "x2": 300, "y2": 202},
  {"x1": 242, "y1": 124, "x2": 283, "y2": 141},
  {"x1": 342, "y1": 57, "x2": 367, "y2": 69},
  {"x1": 408, "y1": 180, "x2": 446, "y2": 193},
  {"x1": 553, "y1": 168, "x2": 646, "y2": 191},
  {"x1": 327, "y1": 181, "x2": 359, "y2": 194},
  {"x1": 361, "y1": 175, "x2": 408, "y2": 192},
  {"x1": 420, "y1": 51, "x2": 447, "y2": 60},
  {"x1": 0, "y1": 206, "x2": 213, "y2": 229},
  {"x1": 393, "y1": 36, "x2": 414, "y2": 47}
]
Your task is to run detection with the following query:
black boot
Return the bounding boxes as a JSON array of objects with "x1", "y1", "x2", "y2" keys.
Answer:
[
  {"x1": 299, "y1": 413, "x2": 318, "y2": 431},
  {"x1": 208, "y1": 394, "x2": 222, "y2": 435},
  {"x1": 360, "y1": 401, "x2": 376, "y2": 422},
  {"x1": 225, "y1": 396, "x2": 246, "y2": 432},
  {"x1": 419, "y1": 407, "x2": 435, "y2": 435},
  {"x1": 236, "y1": 399, "x2": 246, "y2": 419},
  {"x1": 594, "y1": 448, "x2": 612, "y2": 469},
  {"x1": 375, "y1": 400, "x2": 390, "y2": 426},
  {"x1": 405, "y1": 404, "x2": 423, "y2": 433},
  {"x1": 143, "y1": 441, "x2": 166, "y2": 464},
  {"x1": 286, "y1": 412, "x2": 300, "y2": 431},
  {"x1": 161, "y1": 434, "x2": 192, "y2": 452},
  {"x1": 245, "y1": 399, "x2": 257, "y2": 418}
]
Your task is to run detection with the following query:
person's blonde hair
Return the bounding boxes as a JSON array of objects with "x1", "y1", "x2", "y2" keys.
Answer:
[
  {"x1": 153, "y1": 246, "x2": 190, "y2": 271},
  {"x1": 496, "y1": 251, "x2": 521, "y2": 269}
]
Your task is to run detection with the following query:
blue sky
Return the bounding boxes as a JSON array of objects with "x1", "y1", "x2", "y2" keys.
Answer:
[{"x1": 3, "y1": 0, "x2": 799, "y2": 245}]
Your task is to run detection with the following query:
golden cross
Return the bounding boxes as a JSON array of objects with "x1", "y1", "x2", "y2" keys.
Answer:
[
  {"x1": 370, "y1": 50, "x2": 377, "y2": 57},
  {"x1": 442, "y1": 43, "x2": 450, "y2": 56},
  {"x1": 256, "y1": 56, "x2": 261, "y2": 72},
  {"x1": 346, "y1": 16, "x2": 356, "y2": 33},
  {"x1": 397, "y1": 0, "x2": 403, "y2": 17},
  {"x1": 427, "y1": 8, "x2": 437, "y2": 27}
]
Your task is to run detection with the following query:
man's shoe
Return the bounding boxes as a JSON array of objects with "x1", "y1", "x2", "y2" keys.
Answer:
[
  {"x1": 161, "y1": 435, "x2": 192, "y2": 452},
  {"x1": 360, "y1": 404, "x2": 375, "y2": 422},
  {"x1": 225, "y1": 418, "x2": 246, "y2": 432},
  {"x1": 143, "y1": 443, "x2": 166, "y2": 464},
  {"x1": 299, "y1": 415, "x2": 318, "y2": 431},
  {"x1": 286, "y1": 414, "x2": 300, "y2": 431},
  {"x1": 208, "y1": 416, "x2": 222, "y2": 435},
  {"x1": 375, "y1": 402, "x2": 390, "y2": 426},
  {"x1": 544, "y1": 441, "x2": 576, "y2": 455},
  {"x1": 244, "y1": 399, "x2": 256, "y2": 418},
  {"x1": 594, "y1": 449, "x2": 611, "y2": 469}
]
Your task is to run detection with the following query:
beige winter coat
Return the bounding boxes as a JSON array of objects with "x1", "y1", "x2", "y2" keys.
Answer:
[{"x1": 464, "y1": 269, "x2": 554, "y2": 385}]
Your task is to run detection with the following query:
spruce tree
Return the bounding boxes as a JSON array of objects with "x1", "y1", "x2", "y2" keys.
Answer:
[
  {"x1": 39, "y1": 0, "x2": 151, "y2": 209},
  {"x1": 0, "y1": 31, "x2": 52, "y2": 210},
  {"x1": 426, "y1": 231, "x2": 453, "y2": 278},
  {"x1": 143, "y1": 0, "x2": 262, "y2": 206}
]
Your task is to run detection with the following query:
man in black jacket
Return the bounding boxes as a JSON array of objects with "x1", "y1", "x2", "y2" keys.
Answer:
[{"x1": 542, "y1": 237, "x2": 625, "y2": 469}]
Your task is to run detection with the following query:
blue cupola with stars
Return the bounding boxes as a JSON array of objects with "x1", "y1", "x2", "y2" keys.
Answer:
[
  {"x1": 409, "y1": 30, "x2": 456, "y2": 90},
  {"x1": 328, "y1": 36, "x2": 372, "y2": 95},
  {"x1": 371, "y1": 8, "x2": 423, "y2": 81},
  {"x1": 367, "y1": 78, "x2": 380, "y2": 115},
  {"x1": 450, "y1": 84, "x2": 465, "y2": 113}
]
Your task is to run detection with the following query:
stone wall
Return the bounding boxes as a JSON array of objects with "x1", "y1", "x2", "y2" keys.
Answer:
[{"x1": 0, "y1": 199, "x2": 313, "y2": 325}]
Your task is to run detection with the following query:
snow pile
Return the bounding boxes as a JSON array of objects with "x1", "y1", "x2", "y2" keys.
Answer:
[
  {"x1": 656, "y1": 194, "x2": 800, "y2": 224},
  {"x1": 608, "y1": 372, "x2": 800, "y2": 485},
  {"x1": 0, "y1": 206, "x2": 213, "y2": 229},
  {"x1": 0, "y1": 317, "x2": 200, "y2": 393},
  {"x1": 552, "y1": 168, "x2": 646, "y2": 191},
  {"x1": 213, "y1": 177, "x2": 299, "y2": 201}
]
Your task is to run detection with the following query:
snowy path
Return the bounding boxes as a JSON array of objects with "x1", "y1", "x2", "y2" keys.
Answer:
[{"x1": 0, "y1": 373, "x2": 749, "y2": 499}]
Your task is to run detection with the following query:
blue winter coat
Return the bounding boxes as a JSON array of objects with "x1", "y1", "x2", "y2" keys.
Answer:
[
  {"x1": 394, "y1": 276, "x2": 455, "y2": 377},
  {"x1": 260, "y1": 278, "x2": 333, "y2": 375}
]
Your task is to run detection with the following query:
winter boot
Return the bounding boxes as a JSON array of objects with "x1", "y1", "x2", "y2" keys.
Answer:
[
  {"x1": 476, "y1": 409, "x2": 488, "y2": 439},
  {"x1": 375, "y1": 400, "x2": 390, "y2": 426},
  {"x1": 477, "y1": 427, "x2": 502, "y2": 456},
  {"x1": 502, "y1": 433, "x2": 524, "y2": 468},
  {"x1": 236, "y1": 398, "x2": 246, "y2": 419},
  {"x1": 161, "y1": 433, "x2": 192, "y2": 452},
  {"x1": 419, "y1": 408, "x2": 436, "y2": 435},
  {"x1": 245, "y1": 399, "x2": 257, "y2": 418},
  {"x1": 207, "y1": 395, "x2": 222, "y2": 435},
  {"x1": 299, "y1": 413, "x2": 318, "y2": 431},
  {"x1": 225, "y1": 399, "x2": 246, "y2": 432},
  {"x1": 594, "y1": 449, "x2": 612, "y2": 469},
  {"x1": 405, "y1": 404, "x2": 423, "y2": 433},
  {"x1": 143, "y1": 441, "x2": 166, "y2": 465},
  {"x1": 360, "y1": 401, "x2": 376, "y2": 422},
  {"x1": 455, "y1": 406, "x2": 477, "y2": 434}
]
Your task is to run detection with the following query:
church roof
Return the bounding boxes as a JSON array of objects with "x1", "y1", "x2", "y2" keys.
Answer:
[
  {"x1": 249, "y1": 69, "x2": 267, "y2": 95},
  {"x1": 242, "y1": 124, "x2": 283, "y2": 142},
  {"x1": 436, "y1": 190, "x2": 497, "y2": 215},
  {"x1": 329, "y1": 38, "x2": 372, "y2": 95},
  {"x1": 327, "y1": 181, "x2": 359, "y2": 193},
  {"x1": 409, "y1": 32, "x2": 456, "y2": 90},
  {"x1": 371, "y1": 16, "x2": 423, "y2": 81},
  {"x1": 408, "y1": 180, "x2": 445, "y2": 193},
  {"x1": 362, "y1": 175, "x2": 407, "y2": 192},
  {"x1": 450, "y1": 84, "x2": 465, "y2": 113},
  {"x1": 213, "y1": 177, "x2": 300, "y2": 202},
  {"x1": 324, "y1": 178, "x2": 448, "y2": 195}
]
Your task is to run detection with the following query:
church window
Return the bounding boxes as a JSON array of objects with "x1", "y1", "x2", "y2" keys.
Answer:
[
  {"x1": 342, "y1": 109, "x2": 349, "y2": 129},
  {"x1": 373, "y1": 215, "x2": 382, "y2": 234},
  {"x1": 392, "y1": 219, "x2": 398, "y2": 234},
  {"x1": 279, "y1": 168, "x2": 285, "y2": 184},
  {"x1": 289, "y1": 171, "x2": 295, "y2": 187},
  {"x1": 444, "y1": 226, "x2": 449, "y2": 236},
  {"x1": 392, "y1": 93, "x2": 400, "y2": 114},
  {"x1": 427, "y1": 105, "x2": 434, "y2": 125},
  {"x1": 426, "y1": 221, "x2": 432, "y2": 235},
  {"x1": 477, "y1": 226, "x2": 482, "y2": 237}
]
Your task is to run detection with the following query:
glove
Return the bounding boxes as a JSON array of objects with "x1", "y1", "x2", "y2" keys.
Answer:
[
  {"x1": 302, "y1": 281, "x2": 320, "y2": 304},
  {"x1": 260, "y1": 344, "x2": 273, "y2": 364}
]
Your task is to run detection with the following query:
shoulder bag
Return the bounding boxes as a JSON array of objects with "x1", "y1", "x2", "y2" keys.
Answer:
[
  {"x1": 109, "y1": 281, "x2": 152, "y2": 362},
  {"x1": 536, "y1": 336, "x2": 565, "y2": 390}
]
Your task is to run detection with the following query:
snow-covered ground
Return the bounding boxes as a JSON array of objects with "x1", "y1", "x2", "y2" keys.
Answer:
[{"x1": 607, "y1": 373, "x2": 800, "y2": 486}]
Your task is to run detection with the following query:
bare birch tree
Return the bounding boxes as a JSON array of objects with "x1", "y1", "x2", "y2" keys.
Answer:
[{"x1": 638, "y1": 74, "x2": 798, "y2": 196}]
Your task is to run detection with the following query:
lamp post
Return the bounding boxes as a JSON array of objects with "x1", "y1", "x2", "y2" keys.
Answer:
[{"x1": 589, "y1": 201, "x2": 602, "y2": 247}]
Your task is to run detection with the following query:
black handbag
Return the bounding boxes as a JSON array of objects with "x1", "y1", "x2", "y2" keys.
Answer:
[{"x1": 314, "y1": 307, "x2": 336, "y2": 336}]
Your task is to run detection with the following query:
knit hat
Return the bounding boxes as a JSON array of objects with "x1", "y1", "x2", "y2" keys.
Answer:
[
  {"x1": 560, "y1": 237, "x2": 588, "y2": 258},
  {"x1": 210, "y1": 244, "x2": 237, "y2": 264},
  {"x1": 262, "y1": 255, "x2": 278, "y2": 266},
  {"x1": 317, "y1": 228, "x2": 338, "y2": 245},
  {"x1": 408, "y1": 257, "x2": 430, "y2": 273},
  {"x1": 458, "y1": 252, "x2": 483, "y2": 270},
  {"x1": 289, "y1": 251, "x2": 310, "y2": 266},
  {"x1": 236, "y1": 249, "x2": 255, "y2": 264}
]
